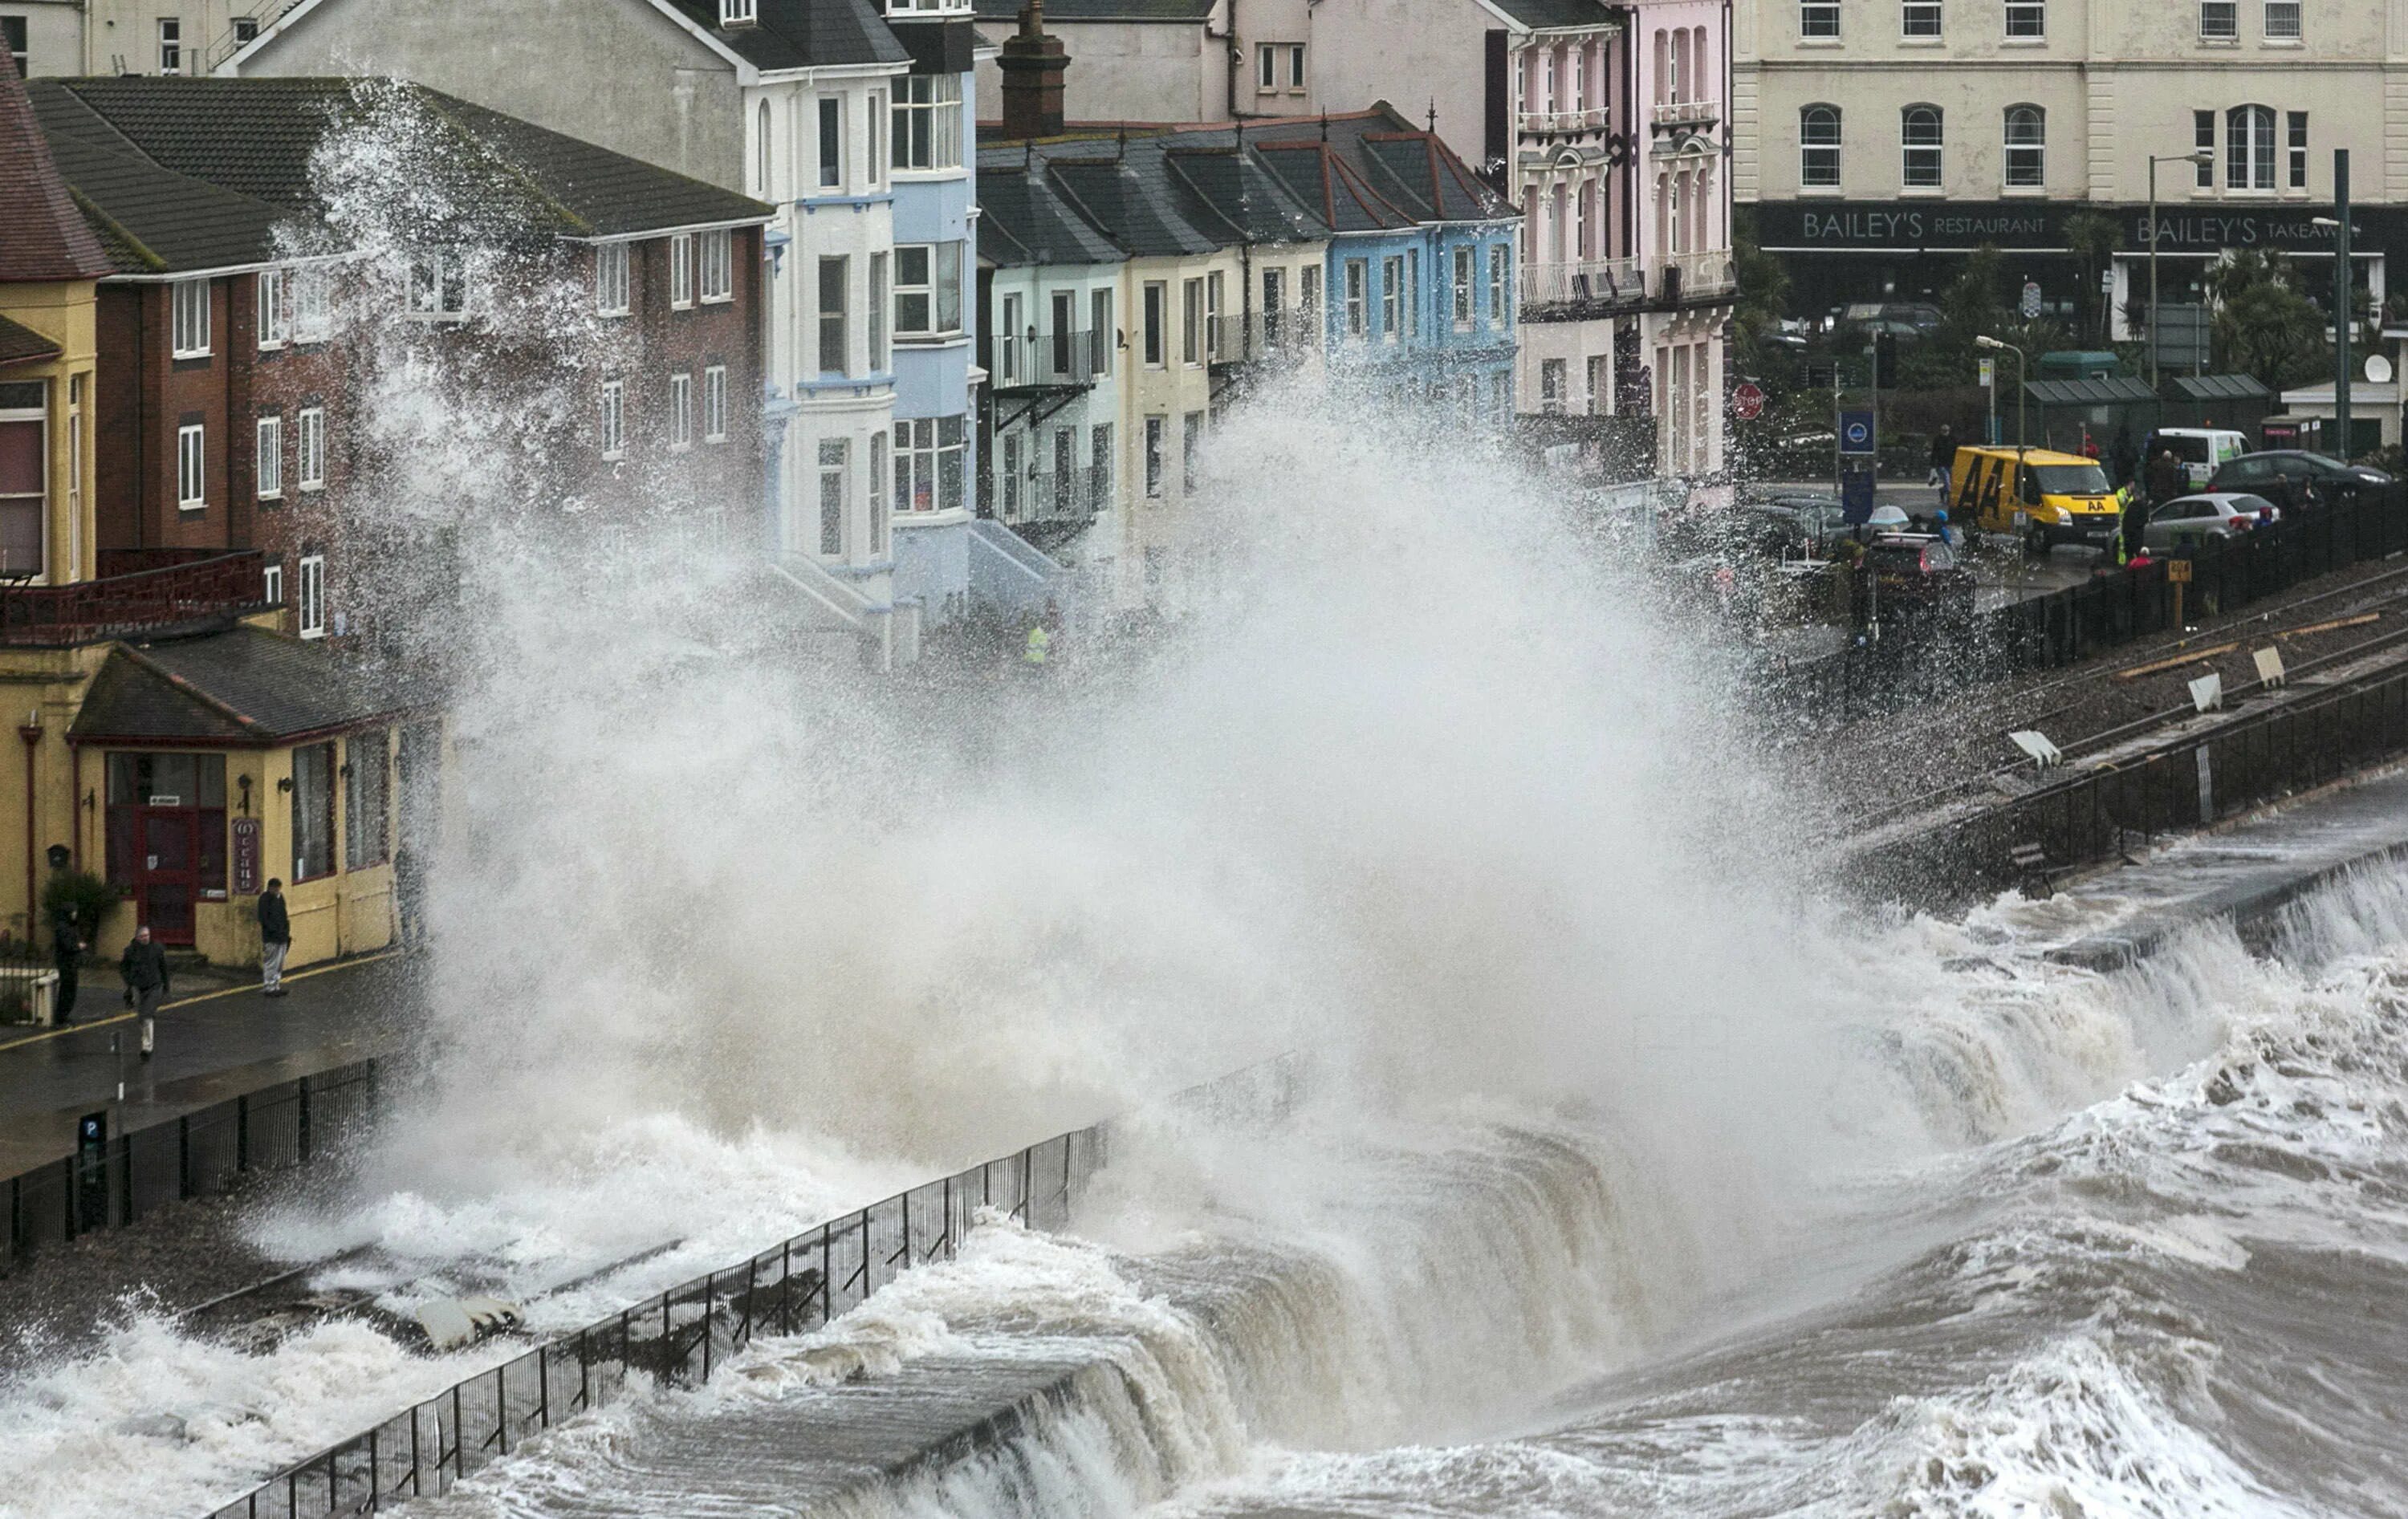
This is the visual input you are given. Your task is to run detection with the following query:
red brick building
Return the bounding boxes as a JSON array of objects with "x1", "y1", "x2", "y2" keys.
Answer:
[{"x1": 25, "y1": 76, "x2": 772, "y2": 638}]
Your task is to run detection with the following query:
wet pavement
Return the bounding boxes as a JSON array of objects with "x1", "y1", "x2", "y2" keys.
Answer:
[{"x1": 0, "y1": 950, "x2": 420, "y2": 1173}]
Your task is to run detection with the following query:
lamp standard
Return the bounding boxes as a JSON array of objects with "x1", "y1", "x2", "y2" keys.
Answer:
[
  {"x1": 2314, "y1": 148, "x2": 2355, "y2": 458},
  {"x1": 1976, "y1": 334, "x2": 2027, "y2": 448},
  {"x1": 2147, "y1": 150, "x2": 2215, "y2": 388}
]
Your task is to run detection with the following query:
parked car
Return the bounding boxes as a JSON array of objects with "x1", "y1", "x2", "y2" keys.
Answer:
[
  {"x1": 2144, "y1": 428, "x2": 2249, "y2": 490},
  {"x1": 1839, "y1": 302, "x2": 1942, "y2": 339},
  {"x1": 2208, "y1": 451, "x2": 2394, "y2": 512},
  {"x1": 1742, "y1": 493, "x2": 1849, "y2": 556},
  {"x1": 2143, "y1": 492, "x2": 2280, "y2": 550},
  {"x1": 1864, "y1": 531, "x2": 1975, "y2": 607}
]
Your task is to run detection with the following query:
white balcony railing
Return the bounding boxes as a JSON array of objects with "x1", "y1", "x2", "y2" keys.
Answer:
[
  {"x1": 1519, "y1": 258, "x2": 1642, "y2": 308},
  {"x1": 1660, "y1": 250, "x2": 1737, "y2": 300},
  {"x1": 1649, "y1": 99, "x2": 1721, "y2": 128},
  {"x1": 1516, "y1": 108, "x2": 1609, "y2": 136}
]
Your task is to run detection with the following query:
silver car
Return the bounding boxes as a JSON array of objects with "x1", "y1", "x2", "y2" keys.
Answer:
[{"x1": 2143, "y1": 492, "x2": 2279, "y2": 550}]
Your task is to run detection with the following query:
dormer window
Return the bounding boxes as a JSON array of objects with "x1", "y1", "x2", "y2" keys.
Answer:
[{"x1": 721, "y1": 0, "x2": 756, "y2": 26}]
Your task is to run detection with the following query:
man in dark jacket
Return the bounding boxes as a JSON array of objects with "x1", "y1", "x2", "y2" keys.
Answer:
[
  {"x1": 1927, "y1": 425, "x2": 1958, "y2": 489},
  {"x1": 119, "y1": 924, "x2": 169, "y2": 1060},
  {"x1": 49, "y1": 902, "x2": 80, "y2": 1026},
  {"x1": 258, "y1": 879, "x2": 291, "y2": 997},
  {"x1": 2146, "y1": 449, "x2": 2186, "y2": 506}
]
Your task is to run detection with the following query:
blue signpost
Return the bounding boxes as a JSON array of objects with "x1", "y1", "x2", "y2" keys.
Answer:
[{"x1": 1839, "y1": 410, "x2": 1876, "y2": 455}]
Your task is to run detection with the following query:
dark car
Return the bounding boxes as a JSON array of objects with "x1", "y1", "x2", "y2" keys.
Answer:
[
  {"x1": 2207, "y1": 451, "x2": 2394, "y2": 513},
  {"x1": 1864, "y1": 532, "x2": 1975, "y2": 609}
]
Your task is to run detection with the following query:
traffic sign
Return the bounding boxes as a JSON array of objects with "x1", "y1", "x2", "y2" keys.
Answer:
[
  {"x1": 1838, "y1": 409, "x2": 1876, "y2": 455},
  {"x1": 1731, "y1": 382, "x2": 1765, "y2": 420},
  {"x1": 2020, "y1": 279, "x2": 2043, "y2": 319}
]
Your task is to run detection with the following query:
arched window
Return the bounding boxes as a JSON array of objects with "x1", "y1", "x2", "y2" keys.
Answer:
[
  {"x1": 2003, "y1": 104, "x2": 2044, "y2": 188},
  {"x1": 1801, "y1": 104, "x2": 1841, "y2": 188},
  {"x1": 757, "y1": 100, "x2": 773, "y2": 195},
  {"x1": 1902, "y1": 104, "x2": 1942, "y2": 188},
  {"x1": 2227, "y1": 104, "x2": 2275, "y2": 189},
  {"x1": 1652, "y1": 30, "x2": 1668, "y2": 104}
]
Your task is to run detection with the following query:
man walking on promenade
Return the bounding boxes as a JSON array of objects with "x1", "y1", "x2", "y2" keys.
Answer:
[
  {"x1": 119, "y1": 924, "x2": 169, "y2": 1061},
  {"x1": 49, "y1": 900, "x2": 80, "y2": 1026},
  {"x1": 258, "y1": 879, "x2": 291, "y2": 997}
]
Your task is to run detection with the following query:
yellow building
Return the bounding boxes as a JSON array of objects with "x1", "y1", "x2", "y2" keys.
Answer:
[{"x1": 0, "y1": 48, "x2": 438, "y2": 973}]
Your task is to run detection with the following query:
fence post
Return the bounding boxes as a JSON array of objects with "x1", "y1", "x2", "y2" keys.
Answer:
[
  {"x1": 368, "y1": 1425, "x2": 379, "y2": 1513},
  {"x1": 296, "y1": 1077, "x2": 313, "y2": 1166},
  {"x1": 780, "y1": 1241, "x2": 794, "y2": 1333},
  {"x1": 237, "y1": 1093, "x2": 250, "y2": 1172},
  {"x1": 538, "y1": 1340, "x2": 550, "y2": 1430},
  {"x1": 495, "y1": 1366, "x2": 509, "y2": 1456}
]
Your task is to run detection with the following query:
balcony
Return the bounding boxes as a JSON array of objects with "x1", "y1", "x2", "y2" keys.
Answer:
[
  {"x1": 1650, "y1": 99, "x2": 1721, "y2": 129},
  {"x1": 1206, "y1": 312, "x2": 1319, "y2": 368},
  {"x1": 997, "y1": 467, "x2": 1111, "y2": 532},
  {"x1": 1519, "y1": 258, "x2": 1644, "y2": 315},
  {"x1": 993, "y1": 330, "x2": 1106, "y2": 393},
  {"x1": 1656, "y1": 250, "x2": 1737, "y2": 306},
  {"x1": 0, "y1": 550, "x2": 270, "y2": 647},
  {"x1": 1517, "y1": 108, "x2": 1610, "y2": 137}
]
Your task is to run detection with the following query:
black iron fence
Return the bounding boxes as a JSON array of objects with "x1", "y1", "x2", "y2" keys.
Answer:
[
  {"x1": 1771, "y1": 485, "x2": 2408, "y2": 721},
  {"x1": 3, "y1": 1062, "x2": 379, "y2": 1273},
  {"x1": 206, "y1": 1125, "x2": 1108, "y2": 1518},
  {"x1": 1855, "y1": 655, "x2": 2408, "y2": 903}
]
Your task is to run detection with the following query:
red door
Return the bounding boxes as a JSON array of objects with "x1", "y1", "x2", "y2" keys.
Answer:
[{"x1": 136, "y1": 807, "x2": 199, "y2": 945}]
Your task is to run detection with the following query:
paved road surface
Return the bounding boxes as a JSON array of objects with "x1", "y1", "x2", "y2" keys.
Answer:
[{"x1": 0, "y1": 950, "x2": 419, "y2": 1173}]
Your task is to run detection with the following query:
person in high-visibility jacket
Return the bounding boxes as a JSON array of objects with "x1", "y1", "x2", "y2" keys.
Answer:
[{"x1": 1024, "y1": 623, "x2": 1051, "y2": 666}]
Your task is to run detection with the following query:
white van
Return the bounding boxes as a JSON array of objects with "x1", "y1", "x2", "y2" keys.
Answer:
[{"x1": 2146, "y1": 428, "x2": 2250, "y2": 489}]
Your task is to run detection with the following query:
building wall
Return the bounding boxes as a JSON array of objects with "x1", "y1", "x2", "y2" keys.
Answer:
[
  {"x1": 2, "y1": 0, "x2": 84, "y2": 76},
  {"x1": 1308, "y1": 0, "x2": 1489, "y2": 164},
  {"x1": 1230, "y1": 0, "x2": 1315, "y2": 120},
  {"x1": 83, "y1": 0, "x2": 250, "y2": 76},
  {"x1": 971, "y1": 18, "x2": 1226, "y2": 124},
  {"x1": 232, "y1": 0, "x2": 748, "y2": 190},
  {"x1": 1113, "y1": 247, "x2": 1237, "y2": 607}
]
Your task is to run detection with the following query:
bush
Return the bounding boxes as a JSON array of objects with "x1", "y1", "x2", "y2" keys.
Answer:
[{"x1": 41, "y1": 869, "x2": 116, "y2": 948}]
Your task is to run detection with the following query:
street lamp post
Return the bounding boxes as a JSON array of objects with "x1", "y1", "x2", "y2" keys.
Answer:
[
  {"x1": 1977, "y1": 334, "x2": 2027, "y2": 447},
  {"x1": 2314, "y1": 149, "x2": 2353, "y2": 459},
  {"x1": 2147, "y1": 150, "x2": 2215, "y2": 389}
]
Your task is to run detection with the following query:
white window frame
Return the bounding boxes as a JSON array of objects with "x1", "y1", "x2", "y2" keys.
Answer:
[
  {"x1": 171, "y1": 278, "x2": 210, "y2": 358},
  {"x1": 405, "y1": 253, "x2": 467, "y2": 320},
  {"x1": 262, "y1": 561, "x2": 283, "y2": 608},
  {"x1": 2195, "y1": 110, "x2": 2217, "y2": 186},
  {"x1": 819, "y1": 95, "x2": 844, "y2": 191},
  {"x1": 600, "y1": 378, "x2": 626, "y2": 459},
  {"x1": 1801, "y1": 104, "x2": 1842, "y2": 189},
  {"x1": 893, "y1": 415, "x2": 965, "y2": 514},
  {"x1": 2227, "y1": 104, "x2": 2275, "y2": 190},
  {"x1": 1380, "y1": 255, "x2": 1402, "y2": 341},
  {"x1": 1488, "y1": 244, "x2": 1509, "y2": 327},
  {"x1": 256, "y1": 268, "x2": 288, "y2": 349},
  {"x1": 868, "y1": 429, "x2": 888, "y2": 554},
  {"x1": 1143, "y1": 281, "x2": 1167, "y2": 366},
  {"x1": 295, "y1": 269, "x2": 332, "y2": 341},
  {"x1": 1287, "y1": 43, "x2": 1306, "y2": 88},
  {"x1": 1902, "y1": 0, "x2": 1941, "y2": 37},
  {"x1": 818, "y1": 437, "x2": 848, "y2": 556},
  {"x1": 1344, "y1": 259, "x2": 1367, "y2": 338},
  {"x1": 2200, "y1": 0, "x2": 2237, "y2": 39},
  {"x1": 177, "y1": 423, "x2": 205, "y2": 510},
  {"x1": 2003, "y1": 0, "x2": 2044, "y2": 37},
  {"x1": 669, "y1": 372, "x2": 693, "y2": 450},
  {"x1": 2288, "y1": 110, "x2": 2308, "y2": 189},
  {"x1": 670, "y1": 234, "x2": 695, "y2": 309},
  {"x1": 2264, "y1": 0, "x2": 2300, "y2": 39},
  {"x1": 2003, "y1": 104, "x2": 2045, "y2": 189},
  {"x1": 699, "y1": 229, "x2": 734, "y2": 303},
  {"x1": 1451, "y1": 246, "x2": 1474, "y2": 330},
  {"x1": 1800, "y1": 0, "x2": 1838, "y2": 39},
  {"x1": 596, "y1": 242, "x2": 631, "y2": 316},
  {"x1": 157, "y1": 16, "x2": 181, "y2": 73},
  {"x1": 1144, "y1": 415, "x2": 1165, "y2": 498},
  {"x1": 297, "y1": 407, "x2": 325, "y2": 491},
  {"x1": 891, "y1": 75, "x2": 962, "y2": 173},
  {"x1": 704, "y1": 366, "x2": 729, "y2": 442},
  {"x1": 1257, "y1": 43, "x2": 1276, "y2": 88},
  {"x1": 1902, "y1": 104, "x2": 1942, "y2": 189},
  {"x1": 869, "y1": 250, "x2": 889, "y2": 369},
  {"x1": 296, "y1": 554, "x2": 325, "y2": 639},
  {"x1": 255, "y1": 415, "x2": 283, "y2": 499},
  {"x1": 892, "y1": 242, "x2": 962, "y2": 336},
  {"x1": 722, "y1": 0, "x2": 755, "y2": 23}
]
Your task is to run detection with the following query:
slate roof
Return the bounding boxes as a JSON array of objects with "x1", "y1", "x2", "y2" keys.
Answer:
[
  {"x1": 0, "y1": 315, "x2": 62, "y2": 368},
  {"x1": 24, "y1": 77, "x2": 769, "y2": 274},
  {"x1": 977, "y1": 161, "x2": 1128, "y2": 267},
  {"x1": 2024, "y1": 376, "x2": 2160, "y2": 407},
  {"x1": 1042, "y1": 156, "x2": 1220, "y2": 258},
  {"x1": 971, "y1": 0, "x2": 1214, "y2": 19},
  {"x1": 1161, "y1": 146, "x2": 1322, "y2": 243},
  {"x1": 2170, "y1": 373, "x2": 2271, "y2": 403},
  {"x1": 653, "y1": 0, "x2": 908, "y2": 70},
  {"x1": 70, "y1": 625, "x2": 429, "y2": 744},
  {"x1": 1479, "y1": 0, "x2": 1619, "y2": 30},
  {"x1": 0, "y1": 47, "x2": 113, "y2": 281},
  {"x1": 1250, "y1": 109, "x2": 1515, "y2": 223}
]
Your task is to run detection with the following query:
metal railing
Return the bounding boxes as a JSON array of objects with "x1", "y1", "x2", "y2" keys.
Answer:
[
  {"x1": 1517, "y1": 108, "x2": 1609, "y2": 134},
  {"x1": 1003, "y1": 467, "x2": 1111, "y2": 527},
  {"x1": 0, "y1": 550, "x2": 270, "y2": 645},
  {"x1": 4, "y1": 1061, "x2": 378, "y2": 1273},
  {"x1": 1658, "y1": 250, "x2": 1735, "y2": 303},
  {"x1": 1519, "y1": 258, "x2": 1643, "y2": 311},
  {"x1": 1650, "y1": 99, "x2": 1721, "y2": 128},
  {"x1": 994, "y1": 330, "x2": 1104, "y2": 389},
  {"x1": 207, "y1": 1125, "x2": 1108, "y2": 1518}
]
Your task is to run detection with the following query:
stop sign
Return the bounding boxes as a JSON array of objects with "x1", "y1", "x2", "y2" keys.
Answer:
[{"x1": 1731, "y1": 381, "x2": 1766, "y2": 420}]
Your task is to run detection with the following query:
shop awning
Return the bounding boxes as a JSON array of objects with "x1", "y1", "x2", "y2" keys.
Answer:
[{"x1": 2022, "y1": 376, "x2": 2161, "y2": 407}]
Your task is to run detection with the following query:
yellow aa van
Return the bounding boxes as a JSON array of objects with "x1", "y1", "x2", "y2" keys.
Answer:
[{"x1": 1946, "y1": 445, "x2": 2122, "y2": 553}]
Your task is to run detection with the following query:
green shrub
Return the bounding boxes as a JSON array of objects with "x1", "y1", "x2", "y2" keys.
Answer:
[{"x1": 41, "y1": 869, "x2": 116, "y2": 946}]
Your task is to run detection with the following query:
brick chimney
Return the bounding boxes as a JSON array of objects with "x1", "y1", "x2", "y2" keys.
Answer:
[{"x1": 998, "y1": 0, "x2": 1069, "y2": 141}]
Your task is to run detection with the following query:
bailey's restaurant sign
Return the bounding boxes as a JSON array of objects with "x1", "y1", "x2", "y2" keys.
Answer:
[{"x1": 1754, "y1": 201, "x2": 2402, "y2": 254}]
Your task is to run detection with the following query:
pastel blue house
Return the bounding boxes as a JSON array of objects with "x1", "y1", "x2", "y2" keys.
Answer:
[
  {"x1": 1247, "y1": 110, "x2": 1519, "y2": 423},
  {"x1": 884, "y1": 5, "x2": 985, "y2": 627}
]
